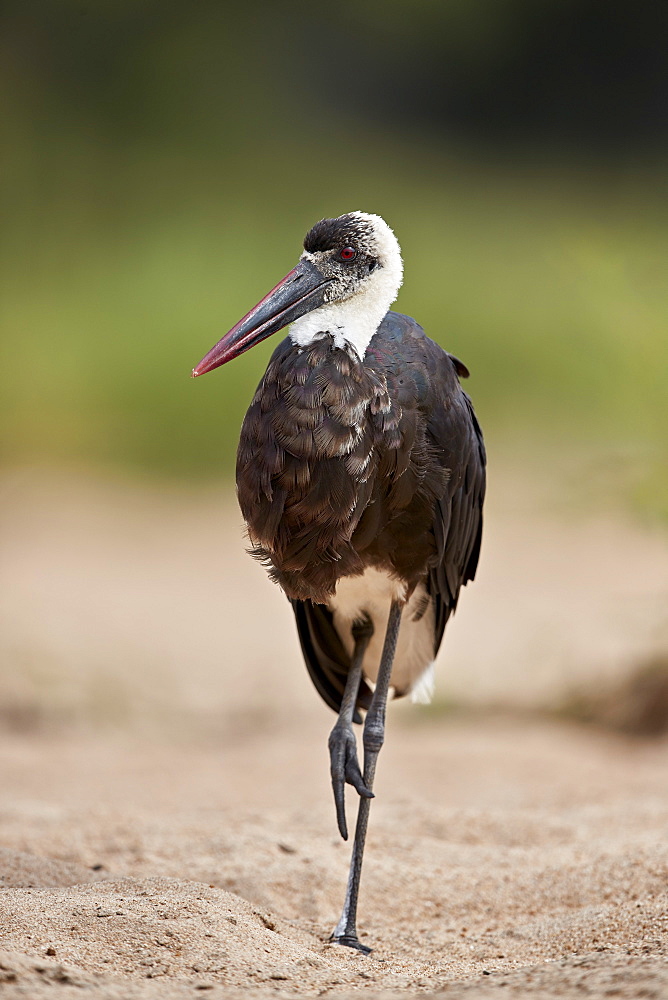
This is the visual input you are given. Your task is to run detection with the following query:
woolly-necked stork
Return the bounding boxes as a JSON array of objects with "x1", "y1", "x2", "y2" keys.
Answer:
[{"x1": 193, "y1": 212, "x2": 486, "y2": 953}]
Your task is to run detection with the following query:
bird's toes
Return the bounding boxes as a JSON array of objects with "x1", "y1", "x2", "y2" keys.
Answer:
[
  {"x1": 329, "y1": 726, "x2": 371, "y2": 839},
  {"x1": 344, "y1": 757, "x2": 373, "y2": 800},
  {"x1": 331, "y1": 934, "x2": 372, "y2": 955},
  {"x1": 331, "y1": 767, "x2": 349, "y2": 840},
  {"x1": 329, "y1": 743, "x2": 348, "y2": 839},
  {"x1": 335, "y1": 802, "x2": 348, "y2": 841}
]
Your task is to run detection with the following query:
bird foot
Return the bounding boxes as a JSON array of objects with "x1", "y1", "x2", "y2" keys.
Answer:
[
  {"x1": 330, "y1": 933, "x2": 372, "y2": 955},
  {"x1": 328, "y1": 723, "x2": 373, "y2": 840}
]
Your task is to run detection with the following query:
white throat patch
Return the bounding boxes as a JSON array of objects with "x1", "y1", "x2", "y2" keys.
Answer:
[{"x1": 289, "y1": 212, "x2": 403, "y2": 360}]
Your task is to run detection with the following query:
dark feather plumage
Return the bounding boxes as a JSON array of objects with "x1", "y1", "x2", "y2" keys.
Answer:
[{"x1": 236, "y1": 311, "x2": 486, "y2": 714}]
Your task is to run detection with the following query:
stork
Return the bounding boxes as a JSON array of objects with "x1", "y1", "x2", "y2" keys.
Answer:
[{"x1": 192, "y1": 212, "x2": 486, "y2": 953}]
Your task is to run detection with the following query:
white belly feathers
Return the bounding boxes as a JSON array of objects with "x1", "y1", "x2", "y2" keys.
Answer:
[{"x1": 328, "y1": 568, "x2": 436, "y2": 704}]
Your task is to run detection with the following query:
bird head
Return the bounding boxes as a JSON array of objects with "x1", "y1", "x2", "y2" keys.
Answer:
[{"x1": 192, "y1": 212, "x2": 403, "y2": 377}]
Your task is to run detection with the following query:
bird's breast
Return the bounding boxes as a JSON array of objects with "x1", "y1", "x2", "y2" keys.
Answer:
[
  {"x1": 235, "y1": 334, "x2": 438, "y2": 602},
  {"x1": 235, "y1": 339, "x2": 387, "y2": 601}
]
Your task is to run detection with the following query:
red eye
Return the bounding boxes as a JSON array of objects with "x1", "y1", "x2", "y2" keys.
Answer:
[{"x1": 339, "y1": 247, "x2": 357, "y2": 261}]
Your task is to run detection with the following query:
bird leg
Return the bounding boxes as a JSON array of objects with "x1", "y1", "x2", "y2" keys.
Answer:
[
  {"x1": 328, "y1": 614, "x2": 374, "y2": 841},
  {"x1": 331, "y1": 599, "x2": 403, "y2": 954}
]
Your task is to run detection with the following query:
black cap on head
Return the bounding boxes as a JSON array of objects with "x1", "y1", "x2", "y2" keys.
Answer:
[{"x1": 303, "y1": 214, "x2": 372, "y2": 254}]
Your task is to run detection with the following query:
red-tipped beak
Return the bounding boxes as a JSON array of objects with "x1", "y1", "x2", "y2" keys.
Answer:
[{"x1": 192, "y1": 259, "x2": 332, "y2": 377}]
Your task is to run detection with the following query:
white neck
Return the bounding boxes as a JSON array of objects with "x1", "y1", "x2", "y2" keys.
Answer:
[
  {"x1": 289, "y1": 282, "x2": 394, "y2": 358},
  {"x1": 289, "y1": 213, "x2": 403, "y2": 360}
]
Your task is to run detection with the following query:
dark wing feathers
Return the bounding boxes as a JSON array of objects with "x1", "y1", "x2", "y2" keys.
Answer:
[
  {"x1": 248, "y1": 310, "x2": 485, "y2": 715},
  {"x1": 364, "y1": 312, "x2": 486, "y2": 658},
  {"x1": 427, "y1": 391, "x2": 486, "y2": 652},
  {"x1": 290, "y1": 599, "x2": 373, "y2": 722}
]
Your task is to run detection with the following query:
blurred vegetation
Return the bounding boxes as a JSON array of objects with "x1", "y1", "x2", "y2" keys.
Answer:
[
  {"x1": 1, "y1": 2, "x2": 666, "y2": 517},
  {"x1": 556, "y1": 654, "x2": 668, "y2": 737}
]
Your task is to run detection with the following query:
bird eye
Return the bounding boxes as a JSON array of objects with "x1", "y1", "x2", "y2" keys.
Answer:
[{"x1": 338, "y1": 247, "x2": 357, "y2": 262}]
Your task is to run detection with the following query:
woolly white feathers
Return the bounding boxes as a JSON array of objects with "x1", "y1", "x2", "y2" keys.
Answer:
[{"x1": 290, "y1": 212, "x2": 404, "y2": 360}]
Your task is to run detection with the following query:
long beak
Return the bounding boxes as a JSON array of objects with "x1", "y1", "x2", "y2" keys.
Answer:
[{"x1": 192, "y1": 259, "x2": 332, "y2": 377}]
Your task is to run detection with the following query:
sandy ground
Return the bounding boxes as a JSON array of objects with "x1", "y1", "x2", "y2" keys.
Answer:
[
  {"x1": 1, "y1": 718, "x2": 667, "y2": 998},
  {"x1": 0, "y1": 467, "x2": 667, "y2": 997}
]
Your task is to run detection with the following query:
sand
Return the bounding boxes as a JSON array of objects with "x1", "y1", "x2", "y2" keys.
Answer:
[
  {"x1": 1, "y1": 716, "x2": 667, "y2": 998},
  {"x1": 0, "y1": 468, "x2": 667, "y2": 997}
]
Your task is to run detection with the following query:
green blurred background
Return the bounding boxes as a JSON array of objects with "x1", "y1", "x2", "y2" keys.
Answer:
[{"x1": 2, "y1": 0, "x2": 666, "y2": 515}]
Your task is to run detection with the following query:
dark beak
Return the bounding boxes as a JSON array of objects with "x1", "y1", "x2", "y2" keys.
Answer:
[{"x1": 192, "y1": 259, "x2": 332, "y2": 377}]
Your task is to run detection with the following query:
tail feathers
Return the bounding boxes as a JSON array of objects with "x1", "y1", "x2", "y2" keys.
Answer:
[
  {"x1": 409, "y1": 661, "x2": 435, "y2": 705},
  {"x1": 290, "y1": 599, "x2": 374, "y2": 719}
]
